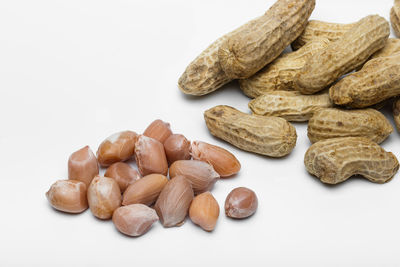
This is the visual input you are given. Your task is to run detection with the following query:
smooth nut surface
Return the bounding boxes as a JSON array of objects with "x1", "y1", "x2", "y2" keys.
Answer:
[
  {"x1": 112, "y1": 204, "x2": 159, "y2": 237},
  {"x1": 122, "y1": 174, "x2": 168, "y2": 206},
  {"x1": 143, "y1": 119, "x2": 172, "y2": 144},
  {"x1": 87, "y1": 176, "x2": 122, "y2": 219},
  {"x1": 154, "y1": 175, "x2": 194, "y2": 227},
  {"x1": 191, "y1": 141, "x2": 240, "y2": 177},
  {"x1": 68, "y1": 145, "x2": 99, "y2": 187},
  {"x1": 104, "y1": 162, "x2": 141, "y2": 192},
  {"x1": 169, "y1": 160, "x2": 219, "y2": 194},
  {"x1": 97, "y1": 131, "x2": 138, "y2": 167},
  {"x1": 163, "y1": 134, "x2": 191, "y2": 165},
  {"x1": 135, "y1": 135, "x2": 168, "y2": 176},
  {"x1": 189, "y1": 192, "x2": 219, "y2": 232},
  {"x1": 46, "y1": 180, "x2": 88, "y2": 213},
  {"x1": 225, "y1": 187, "x2": 258, "y2": 219}
]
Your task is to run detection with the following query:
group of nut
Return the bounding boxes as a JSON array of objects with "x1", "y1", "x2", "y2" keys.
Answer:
[
  {"x1": 46, "y1": 120, "x2": 258, "y2": 237},
  {"x1": 179, "y1": 0, "x2": 400, "y2": 185}
]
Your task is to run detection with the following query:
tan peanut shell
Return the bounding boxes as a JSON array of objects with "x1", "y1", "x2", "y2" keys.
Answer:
[
  {"x1": 393, "y1": 99, "x2": 400, "y2": 132},
  {"x1": 248, "y1": 90, "x2": 332, "y2": 122},
  {"x1": 218, "y1": 0, "x2": 315, "y2": 79},
  {"x1": 391, "y1": 0, "x2": 400, "y2": 38},
  {"x1": 329, "y1": 52, "x2": 400, "y2": 108},
  {"x1": 291, "y1": 20, "x2": 356, "y2": 50},
  {"x1": 204, "y1": 105, "x2": 297, "y2": 157},
  {"x1": 239, "y1": 38, "x2": 330, "y2": 98},
  {"x1": 304, "y1": 137, "x2": 399, "y2": 184},
  {"x1": 178, "y1": 28, "x2": 238, "y2": 96},
  {"x1": 370, "y1": 38, "x2": 400, "y2": 60},
  {"x1": 294, "y1": 15, "x2": 390, "y2": 94},
  {"x1": 356, "y1": 38, "x2": 400, "y2": 71},
  {"x1": 307, "y1": 108, "x2": 393, "y2": 144}
]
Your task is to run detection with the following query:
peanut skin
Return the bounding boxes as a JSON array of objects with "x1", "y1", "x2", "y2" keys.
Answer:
[
  {"x1": 239, "y1": 38, "x2": 330, "y2": 98},
  {"x1": 218, "y1": 0, "x2": 315, "y2": 79},
  {"x1": 291, "y1": 20, "x2": 356, "y2": 50},
  {"x1": 249, "y1": 90, "x2": 332, "y2": 122},
  {"x1": 204, "y1": 105, "x2": 297, "y2": 157},
  {"x1": 307, "y1": 108, "x2": 393, "y2": 144},
  {"x1": 329, "y1": 52, "x2": 400, "y2": 108},
  {"x1": 294, "y1": 15, "x2": 389, "y2": 94},
  {"x1": 304, "y1": 137, "x2": 399, "y2": 184}
]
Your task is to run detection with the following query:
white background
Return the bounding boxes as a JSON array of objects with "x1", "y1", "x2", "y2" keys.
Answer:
[{"x1": 0, "y1": 0, "x2": 399, "y2": 266}]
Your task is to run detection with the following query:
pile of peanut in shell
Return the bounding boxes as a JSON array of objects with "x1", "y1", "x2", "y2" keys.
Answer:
[
  {"x1": 46, "y1": 120, "x2": 258, "y2": 237},
  {"x1": 179, "y1": 0, "x2": 400, "y2": 185}
]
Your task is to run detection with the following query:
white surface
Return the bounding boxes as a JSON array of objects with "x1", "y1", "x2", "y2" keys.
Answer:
[{"x1": 0, "y1": 0, "x2": 399, "y2": 266}]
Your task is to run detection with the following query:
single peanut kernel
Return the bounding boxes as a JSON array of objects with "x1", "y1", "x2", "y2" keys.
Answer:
[
  {"x1": 189, "y1": 192, "x2": 219, "y2": 231},
  {"x1": 46, "y1": 180, "x2": 88, "y2": 213},
  {"x1": 143, "y1": 119, "x2": 172, "y2": 144},
  {"x1": 122, "y1": 174, "x2": 168, "y2": 206},
  {"x1": 169, "y1": 160, "x2": 219, "y2": 195},
  {"x1": 104, "y1": 162, "x2": 141, "y2": 192},
  {"x1": 225, "y1": 187, "x2": 258, "y2": 219},
  {"x1": 68, "y1": 145, "x2": 99, "y2": 187},
  {"x1": 154, "y1": 175, "x2": 194, "y2": 227},
  {"x1": 163, "y1": 134, "x2": 191, "y2": 165},
  {"x1": 191, "y1": 141, "x2": 241, "y2": 177},
  {"x1": 135, "y1": 135, "x2": 168, "y2": 176},
  {"x1": 87, "y1": 175, "x2": 121, "y2": 219},
  {"x1": 112, "y1": 204, "x2": 159, "y2": 237},
  {"x1": 96, "y1": 131, "x2": 138, "y2": 167}
]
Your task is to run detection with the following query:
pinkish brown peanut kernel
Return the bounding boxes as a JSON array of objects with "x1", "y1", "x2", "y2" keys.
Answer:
[{"x1": 97, "y1": 131, "x2": 138, "y2": 167}]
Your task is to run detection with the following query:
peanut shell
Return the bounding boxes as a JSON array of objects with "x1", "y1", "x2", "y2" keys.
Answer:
[
  {"x1": 249, "y1": 90, "x2": 332, "y2": 122},
  {"x1": 307, "y1": 108, "x2": 393, "y2": 144},
  {"x1": 218, "y1": 0, "x2": 315, "y2": 79},
  {"x1": 178, "y1": 33, "x2": 233, "y2": 96},
  {"x1": 393, "y1": 99, "x2": 400, "y2": 133},
  {"x1": 369, "y1": 38, "x2": 400, "y2": 60},
  {"x1": 329, "y1": 52, "x2": 400, "y2": 108},
  {"x1": 294, "y1": 15, "x2": 390, "y2": 94},
  {"x1": 291, "y1": 20, "x2": 355, "y2": 50},
  {"x1": 391, "y1": 0, "x2": 400, "y2": 38},
  {"x1": 239, "y1": 38, "x2": 330, "y2": 98},
  {"x1": 204, "y1": 105, "x2": 297, "y2": 157},
  {"x1": 304, "y1": 137, "x2": 399, "y2": 184}
]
